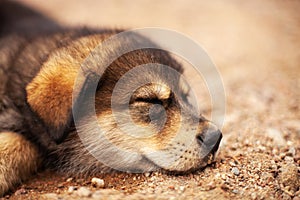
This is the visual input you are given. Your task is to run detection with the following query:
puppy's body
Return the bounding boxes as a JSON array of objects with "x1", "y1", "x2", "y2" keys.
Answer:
[{"x1": 0, "y1": 1, "x2": 222, "y2": 196}]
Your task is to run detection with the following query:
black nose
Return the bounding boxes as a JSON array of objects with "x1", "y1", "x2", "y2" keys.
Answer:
[{"x1": 197, "y1": 130, "x2": 222, "y2": 153}]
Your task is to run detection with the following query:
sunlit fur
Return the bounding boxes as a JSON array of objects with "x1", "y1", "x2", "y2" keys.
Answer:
[{"x1": 0, "y1": 25, "x2": 221, "y2": 196}]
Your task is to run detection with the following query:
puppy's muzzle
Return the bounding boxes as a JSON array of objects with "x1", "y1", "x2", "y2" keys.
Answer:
[{"x1": 197, "y1": 128, "x2": 222, "y2": 155}]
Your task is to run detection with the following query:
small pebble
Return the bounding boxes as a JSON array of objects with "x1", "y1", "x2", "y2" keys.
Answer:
[
  {"x1": 91, "y1": 177, "x2": 105, "y2": 188},
  {"x1": 145, "y1": 172, "x2": 151, "y2": 177},
  {"x1": 232, "y1": 189, "x2": 239, "y2": 194},
  {"x1": 179, "y1": 186, "x2": 185, "y2": 192},
  {"x1": 14, "y1": 188, "x2": 27, "y2": 195},
  {"x1": 67, "y1": 186, "x2": 75, "y2": 194},
  {"x1": 231, "y1": 167, "x2": 240, "y2": 176},
  {"x1": 284, "y1": 156, "x2": 294, "y2": 162},
  {"x1": 66, "y1": 178, "x2": 73, "y2": 182},
  {"x1": 77, "y1": 187, "x2": 92, "y2": 197}
]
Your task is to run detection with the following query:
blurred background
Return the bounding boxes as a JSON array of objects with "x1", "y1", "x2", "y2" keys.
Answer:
[{"x1": 17, "y1": 0, "x2": 300, "y2": 72}]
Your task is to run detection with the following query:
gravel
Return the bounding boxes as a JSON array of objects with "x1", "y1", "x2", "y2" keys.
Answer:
[{"x1": 278, "y1": 163, "x2": 299, "y2": 194}]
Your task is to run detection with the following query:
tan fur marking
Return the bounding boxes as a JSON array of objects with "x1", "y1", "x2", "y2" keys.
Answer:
[
  {"x1": 0, "y1": 132, "x2": 40, "y2": 196},
  {"x1": 26, "y1": 35, "x2": 107, "y2": 128}
]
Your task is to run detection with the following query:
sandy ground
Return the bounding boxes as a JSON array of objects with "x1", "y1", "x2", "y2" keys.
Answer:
[{"x1": 2, "y1": 0, "x2": 300, "y2": 199}]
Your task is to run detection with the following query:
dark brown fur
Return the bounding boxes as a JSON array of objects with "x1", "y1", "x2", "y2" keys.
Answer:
[{"x1": 0, "y1": 1, "x2": 222, "y2": 196}]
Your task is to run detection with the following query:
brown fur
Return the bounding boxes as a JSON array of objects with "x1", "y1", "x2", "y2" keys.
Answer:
[
  {"x1": 0, "y1": 132, "x2": 40, "y2": 196},
  {"x1": 0, "y1": 1, "x2": 222, "y2": 196},
  {"x1": 0, "y1": 30, "x2": 222, "y2": 196},
  {"x1": 26, "y1": 35, "x2": 109, "y2": 129}
]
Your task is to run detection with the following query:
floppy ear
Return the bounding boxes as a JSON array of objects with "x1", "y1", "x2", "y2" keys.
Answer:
[
  {"x1": 26, "y1": 34, "x2": 110, "y2": 143},
  {"x1": 26, "y1": 58, "x2": 80, "y2": 143}
]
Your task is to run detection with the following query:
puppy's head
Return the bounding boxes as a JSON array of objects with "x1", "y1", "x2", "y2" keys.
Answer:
[{"x1": 26, "y1": 32, "x2": 222, "y2": 173}]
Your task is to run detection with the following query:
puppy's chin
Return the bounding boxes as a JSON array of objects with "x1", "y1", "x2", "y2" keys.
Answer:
[
  {"x1": 139, "y1": 130, "x2": 221, "y2": 173},
  {"x1": 86, "y1": 144, "x2": 160, "y2": 173},
  {"x1": 140, "y1": 148, "x2": 210, "y2": 173}
]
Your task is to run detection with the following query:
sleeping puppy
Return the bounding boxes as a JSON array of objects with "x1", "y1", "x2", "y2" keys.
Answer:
[{"x1": 0, "y1": 1, "x2": 222, "y2": 196}]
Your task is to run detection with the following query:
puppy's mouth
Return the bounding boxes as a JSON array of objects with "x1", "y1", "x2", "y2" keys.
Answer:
[{"x1": 140, "y1": 131, "x2": 222, "y2": 174}]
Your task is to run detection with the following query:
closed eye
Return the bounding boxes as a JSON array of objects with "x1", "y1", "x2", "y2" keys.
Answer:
[{"x1": 134, "y1": 97, "x2": 163, "y2": 105}]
